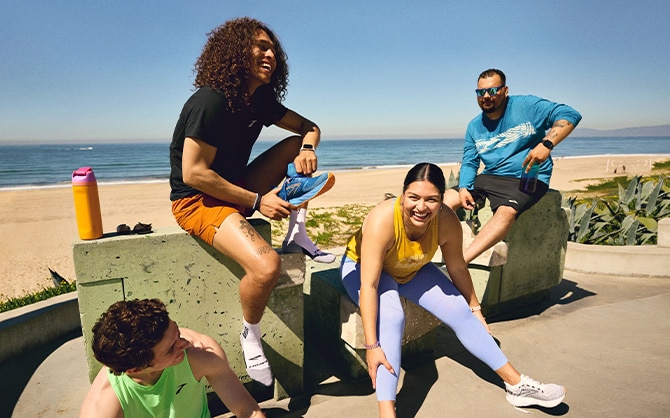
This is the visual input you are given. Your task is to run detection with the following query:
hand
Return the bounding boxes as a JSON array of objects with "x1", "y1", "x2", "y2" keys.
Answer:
[
  {"x1": 293, "y1": 150, "x2": 318, "y2": 175},
  {"x1": 258, "y1": 189, "x2": 292, "y2": 220},
  {"x1": 366, "y1": 347, "x2": 395, "y2": 389},
  {"x1": 522, "y1": 144, "x2": 551, "y2": 172},
  {"x1": 472, "y1": 310, "x2": 491, "y2": 334},
  {"x1": 458, "y1": 188, "x2": 476, "y2": 210}
]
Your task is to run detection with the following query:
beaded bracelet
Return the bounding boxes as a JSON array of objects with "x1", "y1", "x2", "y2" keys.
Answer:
[
  {"x1": 252, "y1": 193, "x2": 262, "y2": 211},
  {"x1": 470, "y1": 305, "x2": 482, "y2": 312},
  {"x1": 365, "y1": 341, "x2": 381, "y2": 350}
]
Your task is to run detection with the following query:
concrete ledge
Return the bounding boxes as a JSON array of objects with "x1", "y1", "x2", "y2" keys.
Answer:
[
  {"x1": 0, "y1": 292, "x2": 80, "y2": 363},
  {"x1": 74, "y1": 220, "x2": 306, "y2": 400},
  {"x1": 565, "y1": 241, "x2": 670, "y2": 278},
  {"x1": 462, "y1": 189, "x2": 569, "y2": 315}
]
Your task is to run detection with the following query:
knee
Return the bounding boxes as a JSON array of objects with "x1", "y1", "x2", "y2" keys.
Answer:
[
  {"x1": 379, "y1": 303, "x2": 405, "y2": 331},
  {"x1": 494, "y1": 206, "x2": 518, "y2": 224},
  {"x1": 443, "y1": 189, "x2": 461, "y2": 210},
  {"x1": 247, "y1": 251, "x2": 281, "y2": 287}
]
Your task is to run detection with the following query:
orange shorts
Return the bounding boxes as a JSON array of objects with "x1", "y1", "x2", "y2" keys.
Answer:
[{"x1": 171, "y1": 194, "x2": 244, "y2": 246}]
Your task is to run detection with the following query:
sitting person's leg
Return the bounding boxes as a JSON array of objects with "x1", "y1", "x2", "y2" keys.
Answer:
[
  {"x1": 400, "y1": 263, "x2": 507, "y2": 370},
  {"x1": 401, "y1": 263, "x2": 565, "y2": 408},
  {"x1": 171, "y1": 196, "x2": 278, "y2": 386},
  {"x1": 341, "y1": 258, "x2": 404, "y2": 403},
  {"x1": 443, "y1": 187, "x2": 462, "y2": 210},
  {"x1": 462, "y1": 175, "x2": 548, "y2": 264},
  {"x1": 213, "y1": 212, "x2": 280, "y2": 386},
  {"x1": 463, "y1": 205, "x2": 517, "y2": 263}
]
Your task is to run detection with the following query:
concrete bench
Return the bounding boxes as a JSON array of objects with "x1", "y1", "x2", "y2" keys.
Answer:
[
  {"x1": 464, "y1": 189, "x2": 569, "y2": 315},
  {"x1": 73, "y1": 219, "x2": 305, "y2": 400},
  {"x1": 304, "y1": 190, "x2": 568, "y2": 379}
]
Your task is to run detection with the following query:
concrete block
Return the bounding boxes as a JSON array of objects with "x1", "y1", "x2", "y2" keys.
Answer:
[
  {"x1": 496, "y1": 190, "x2": 568, "y2": 306},
  {"x1": 461, "y1": 189, "x2": 568, "y2": 315},
  {"x1": 73, "y1": 219, "x2": 305, "y2": 400}
]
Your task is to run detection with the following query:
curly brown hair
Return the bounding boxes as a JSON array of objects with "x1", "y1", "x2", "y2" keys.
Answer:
[
  {"x1": 91, "y1": 299, "x2": 171, "y2": 375},
  {"x1": 194, "y1": 17, "x2": 289, "y2": 112}
]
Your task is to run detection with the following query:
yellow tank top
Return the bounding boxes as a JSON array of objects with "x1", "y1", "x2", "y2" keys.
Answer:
[{"x1": 345, "y1": 198, "x2": 439, "y2": 284}]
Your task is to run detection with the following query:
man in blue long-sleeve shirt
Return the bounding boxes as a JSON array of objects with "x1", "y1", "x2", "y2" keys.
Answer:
[{"x1": 445, "y1": 69, "x2": 582, "y2": 264}]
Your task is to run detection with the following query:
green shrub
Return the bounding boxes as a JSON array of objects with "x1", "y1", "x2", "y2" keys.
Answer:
[{"x1": 567, "y1": 176, "x2": 670, "y2": 245}]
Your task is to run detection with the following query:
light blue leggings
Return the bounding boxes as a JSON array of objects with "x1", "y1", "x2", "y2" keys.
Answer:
[{"x1": 340, "y1": 256, "x2": 508, "y2": 401}]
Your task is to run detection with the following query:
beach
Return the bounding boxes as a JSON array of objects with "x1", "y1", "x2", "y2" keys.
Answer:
[{"x1": 0, "y1": 154, "x2": 667, "y2": 301}]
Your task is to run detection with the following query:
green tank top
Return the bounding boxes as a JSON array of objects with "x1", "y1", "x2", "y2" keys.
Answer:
[{"x1": 108, "y1": 351, "x2": 210, "y2": 418}]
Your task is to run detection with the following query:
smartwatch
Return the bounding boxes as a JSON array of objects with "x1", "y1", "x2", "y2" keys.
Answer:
[
  {"x1": 541, "y1": 139, "x2": 554, "y2": 150},
  {"x1": 300, "y1": 144, "x2": 315, "y2": 152}
]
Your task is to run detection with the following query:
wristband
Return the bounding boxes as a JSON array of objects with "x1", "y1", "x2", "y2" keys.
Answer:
[
  {"x1": 364, "y1": 341, "x2": 381, "y2": 350},
  {"x1": 252, "y1": 193, "x2": 261, "y2": 211},
  {"x1": 300, "y1": 144, "x2": 315, "y2": 152},
  {"x1": 470, "y1": 305, "x2": 482, "y2": 312}
]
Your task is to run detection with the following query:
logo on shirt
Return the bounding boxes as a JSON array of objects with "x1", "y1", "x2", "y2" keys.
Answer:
[
  {"x1": 248, "y1": 120, "x2": 258, "y2": 128},
  {"x1": 475, "y1": 122, "x2": 535, "y2": 154},
  {"x1": 175, "y1": 383, "x2": 187, "y2": 395}
]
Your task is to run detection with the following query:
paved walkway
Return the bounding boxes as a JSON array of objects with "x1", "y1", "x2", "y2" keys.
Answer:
[{"x1": 8, "y1": 270, "x2": 670, "y2": 417}]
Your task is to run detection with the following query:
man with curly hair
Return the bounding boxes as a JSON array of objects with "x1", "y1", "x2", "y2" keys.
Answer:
[
  {"x1": 169, "y1": 17, "x2": 334, "y2": 386},
  {"x1": 79, "y1": 299, "x2": 265, "y2": 418}
]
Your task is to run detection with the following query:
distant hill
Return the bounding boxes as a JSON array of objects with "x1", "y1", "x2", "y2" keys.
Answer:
[{"x1": 572, "y1": 125, "x2": 670, "y2": 137}]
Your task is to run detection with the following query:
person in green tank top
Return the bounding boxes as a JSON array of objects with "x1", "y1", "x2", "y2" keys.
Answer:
[{"x1": 79, "y1": 299, "x2": 265, "y2": 418}]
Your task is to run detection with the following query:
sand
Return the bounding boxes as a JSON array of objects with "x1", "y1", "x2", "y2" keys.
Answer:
[{"x1": 0, "y1": 154, "x2": 667, "y2": 301}]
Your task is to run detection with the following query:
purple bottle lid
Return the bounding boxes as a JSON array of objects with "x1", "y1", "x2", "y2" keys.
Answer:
[{"x1": 72, "y1": 166, "x2": 97, "y2": 185}]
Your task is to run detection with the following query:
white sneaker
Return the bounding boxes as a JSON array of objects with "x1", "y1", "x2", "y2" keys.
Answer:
[{"x1": 505, "y1": 374, "x2": 565, "y2": 408}]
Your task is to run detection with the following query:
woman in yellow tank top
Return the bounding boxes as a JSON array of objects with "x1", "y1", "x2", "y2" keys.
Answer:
[{"x1": 341, "y1": 163, "x2": 565, "y2": 417}]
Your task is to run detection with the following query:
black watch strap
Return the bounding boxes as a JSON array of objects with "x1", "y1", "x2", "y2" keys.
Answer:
[{"x1": 541, "y1": 139, "x2": 554, "y2": 150}]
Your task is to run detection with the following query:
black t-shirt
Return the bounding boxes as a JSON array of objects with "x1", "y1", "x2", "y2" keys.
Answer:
[{"x1": 169, "y1": 86, "x2": 288, "y2": 201}]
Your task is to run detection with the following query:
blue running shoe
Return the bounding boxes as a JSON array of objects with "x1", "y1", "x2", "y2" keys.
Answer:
[{"x1": 278, "y1": 163, "x2": 335, "y2": 206}]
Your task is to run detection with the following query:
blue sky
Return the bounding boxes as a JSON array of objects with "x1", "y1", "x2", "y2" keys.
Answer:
[{"x1": 1, "y1": 0, "x2": 668, "y2": 143}]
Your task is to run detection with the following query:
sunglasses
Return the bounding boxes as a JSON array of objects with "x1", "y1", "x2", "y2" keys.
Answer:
[{"x1": 475, "y1": 85, "x2": 505, "y2": 97}]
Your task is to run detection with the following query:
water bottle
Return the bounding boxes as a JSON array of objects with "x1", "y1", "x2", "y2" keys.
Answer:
[
  {"x1": 519, "y1": 162, "x2": 540, "y2": 193},
  {"x1": 72, "y1": 166, "x2": 103, "y2": 240}
]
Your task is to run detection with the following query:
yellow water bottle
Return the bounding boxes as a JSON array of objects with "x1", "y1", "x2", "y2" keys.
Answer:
[{"x1": 72, "y1": 166, "x2": 103, "y2": 240}]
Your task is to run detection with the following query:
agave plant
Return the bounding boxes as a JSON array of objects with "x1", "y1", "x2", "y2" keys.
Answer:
[{"x1": 567, "y1": 176, "x2": 670, "y2": 245}]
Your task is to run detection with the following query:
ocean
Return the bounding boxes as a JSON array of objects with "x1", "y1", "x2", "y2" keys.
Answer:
[{"x1": 0, "y1": 137, "x2": 668, "y2": 189}]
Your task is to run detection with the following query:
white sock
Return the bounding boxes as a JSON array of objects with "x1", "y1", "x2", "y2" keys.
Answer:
[
  {"x1": 285, "y1": 209, "x2": 300, "y2": 243},
  {"x1": 240, "y1": 319, "x2": 273, "y2": 386},
  {"x1": 284, "y1": 209, "x2": 319, "y2": 252}
]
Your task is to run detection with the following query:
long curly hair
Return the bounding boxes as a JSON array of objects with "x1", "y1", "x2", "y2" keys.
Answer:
[
  {"x1": 91, "y1": 299, "x2": 171, "y2": 375},
  {"x1": 194, "y1": 17, "x2": 289, "y2": 112}
]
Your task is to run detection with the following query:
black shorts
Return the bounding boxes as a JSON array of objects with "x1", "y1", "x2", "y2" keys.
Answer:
[{"x1": 464, "y1": 174, "x2": 548, "y2": 215}]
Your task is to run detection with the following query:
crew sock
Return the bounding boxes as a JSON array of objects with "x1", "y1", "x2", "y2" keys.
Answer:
[
  {"x1": 240, "y1": 319, "x2": 273, "y2": 386},
  {"x1": 284, "y1": 209, "x2": 320, "y2": 253}
]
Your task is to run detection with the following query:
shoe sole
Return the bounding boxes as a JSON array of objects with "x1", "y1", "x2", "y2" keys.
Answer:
[
  {"x1": 287, "y1": 172, "x2": 335, "y2": 206},
  {"x1": 506, "y1": 393, "x2": 565, "y2": 408}
]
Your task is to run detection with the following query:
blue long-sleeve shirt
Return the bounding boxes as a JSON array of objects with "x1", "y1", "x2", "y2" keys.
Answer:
[{"x1": 458, "y1": 95, "x2": 582, "y2": 189}]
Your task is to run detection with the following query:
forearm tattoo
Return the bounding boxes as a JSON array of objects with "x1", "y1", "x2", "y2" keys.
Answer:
[{"x1": 546, "y1": 120, "x2": 574, "y2": 141}]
